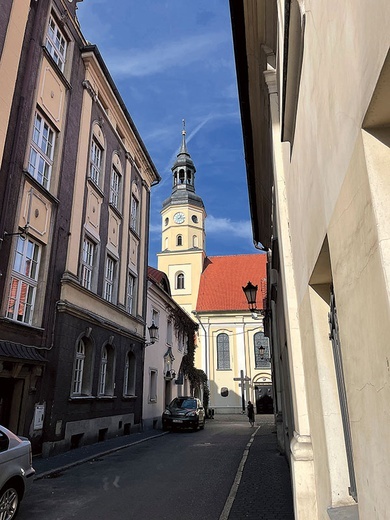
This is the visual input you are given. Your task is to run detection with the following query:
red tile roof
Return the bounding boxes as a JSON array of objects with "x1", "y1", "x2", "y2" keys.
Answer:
[{"x1": 196, "y1": 254, "x2": 267, "y2": 312}]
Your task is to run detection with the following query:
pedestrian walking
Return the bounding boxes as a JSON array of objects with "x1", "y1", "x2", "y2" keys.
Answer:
[{"x1": 247, "y1": 400, "x2": 255, "y2": 427}]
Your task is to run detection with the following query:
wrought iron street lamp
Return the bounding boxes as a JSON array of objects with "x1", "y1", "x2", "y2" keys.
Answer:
[
  {"x1": 242, "y1": 281, "x2": 258, "y2": 312},
  {"x1": 146, "y1": 322, "x2": 159, "y2": 346},
  {"x1": 242, "y1": 281, "x2": 271, "y2": 320}
]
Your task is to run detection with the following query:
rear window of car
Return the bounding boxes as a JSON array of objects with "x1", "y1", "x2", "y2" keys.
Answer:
[{"x1": 0, "y1": 431, "x2": 9, "y2": 452}]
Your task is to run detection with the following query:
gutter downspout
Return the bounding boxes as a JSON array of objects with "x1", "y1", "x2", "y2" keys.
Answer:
[{"x1": 192, "y1": 311, "x2": 208, "y2": 378}]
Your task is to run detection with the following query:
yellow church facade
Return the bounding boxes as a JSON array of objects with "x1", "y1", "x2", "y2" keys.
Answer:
[{"x1": 157, "y1": 127, "x2": 270, "y2": 414}]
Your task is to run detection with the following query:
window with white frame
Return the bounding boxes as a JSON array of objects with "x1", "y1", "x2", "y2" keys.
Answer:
[
  {"x1": 104, "y1": 256, "x2": 115, "y2": 303},
  {"x1": 152, "y1": 309, "x2": 159, "y2": 327},
  {"x1": 149, "y1": 370, "x2": 157, "y2": 402},
  {"x1": 176, "y1": 235, "x2": 182, "y2": 246},
  {"x1": 98, "y1": 344, "x2": 115, "y2": 396},
  {"x1": 7, "y1": 236, "x2": 40, "y2": 324},
  {"x1": 130, "y1": 196, "x2": 139, "y2": 233},
  {"x1": 127, "y1": 273, "x2": 135, "y2": 314},
  {"x1": 72, "y1": 339, "x2": 85, "y2": 395},
  {"x1": 45, "y1": 16, "x2": 67, "y2": 71},
  {"x1": 110, "y1": 166, "x2": 121, "y2": 209},
  {"x1": 178, "y1": 332, "x2": 185, "y2": 352},
  {"x1": 28, "y1": 112, "x2": 55, "y2": 189},
  {"x1": 217, "y1": 333, "x2": 230, "y2": 370},
  {"x1": 123, "y1": 351, "x2": 136, "y2": 396},
  {"x1": 71, "y1": 337, "x2": 93, "y2": 396},
  {"x1": 81, "y1": 237, "x2": 95, "y2": 290},
  {"x1": 99, "y1": 345, "x2": 107, "y2": 395},
  {"x1": 89, "y1": 138, "x2": 103, "y2": 186},
  {"x1": 167, "y1": 319, "x2": 173, "y2": 346}
]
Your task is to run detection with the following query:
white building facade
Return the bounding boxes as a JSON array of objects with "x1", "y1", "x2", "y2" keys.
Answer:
[{"x1": 143, "y1": 267, "x2": 194, "y2": 430}]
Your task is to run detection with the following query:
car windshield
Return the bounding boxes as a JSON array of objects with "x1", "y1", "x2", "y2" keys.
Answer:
[{"x1": 171, "y1": 398, "x2": 196, "y2": 409}]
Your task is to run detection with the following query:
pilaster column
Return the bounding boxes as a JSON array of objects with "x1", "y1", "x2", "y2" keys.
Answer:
[{"x1": 264, "y1": 66, "x2": 317, "y2": 519}]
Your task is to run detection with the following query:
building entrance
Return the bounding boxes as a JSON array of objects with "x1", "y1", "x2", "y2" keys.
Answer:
[
  {"x1": 0, "y1": 378, "x2": 17, "y2": 427},
  {"x1": 255, "y1": 383, "x2": 273, "y2": 414}
]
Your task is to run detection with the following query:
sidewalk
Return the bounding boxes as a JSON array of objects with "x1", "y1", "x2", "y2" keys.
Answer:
[
  {"x1": 33, "y1": 429, "x2": 168, "y2": 480},
  {"x1": 228, "y1": 418, "x2": 295, "y2": 519}
]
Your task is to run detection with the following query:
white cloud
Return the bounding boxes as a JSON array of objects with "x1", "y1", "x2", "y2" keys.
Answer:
[
  {"x1": 205, "y1": 215, "x2": 252, "y2": 239},
  {"x1": 107, "y1": 32, "x2": 229, "y2": 78},
  {"x1": 149, "y1": 223, "x2": 162, "y2": 235}
]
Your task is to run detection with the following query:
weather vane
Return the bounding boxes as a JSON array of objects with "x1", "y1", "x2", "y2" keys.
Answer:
[{"x1": 182, "y1": 119, "x2": 186, "y2": 135}]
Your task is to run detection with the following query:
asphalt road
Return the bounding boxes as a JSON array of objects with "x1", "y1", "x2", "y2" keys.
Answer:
[{"x1": 19, "y1": 418, "x2": 255, "y2": 520}]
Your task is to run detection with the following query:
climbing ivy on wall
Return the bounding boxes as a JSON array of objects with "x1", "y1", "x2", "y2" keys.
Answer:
[{"x1": 166, "y1": 305, "x2": 209, "y2": 409}]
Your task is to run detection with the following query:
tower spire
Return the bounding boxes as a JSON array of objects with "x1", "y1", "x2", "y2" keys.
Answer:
[
  {"x1": 161, "y1": 121, "x2": 204, "y2": 211},
  {"x1": 179, "y1": 118, "x2": 189, "y2": 155}
]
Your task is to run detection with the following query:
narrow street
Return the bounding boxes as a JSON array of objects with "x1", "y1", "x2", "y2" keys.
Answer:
[{"x1": 19, "y1": 415, "x2": 294, "y2": 520}]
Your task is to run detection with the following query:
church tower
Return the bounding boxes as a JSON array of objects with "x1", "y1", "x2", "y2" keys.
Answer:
[{"x1": 157, "y1": 122, "x2": 206, "y2": 314}]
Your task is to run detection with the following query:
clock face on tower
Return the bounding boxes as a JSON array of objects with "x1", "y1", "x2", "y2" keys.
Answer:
[{"x1": 173, "y1": 212, "x2": 185, "y2": 224}]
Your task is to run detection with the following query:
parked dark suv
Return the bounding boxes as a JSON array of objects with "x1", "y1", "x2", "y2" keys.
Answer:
[{"x1": 162, "y1": 397, "x2": 205, "y2": 431}]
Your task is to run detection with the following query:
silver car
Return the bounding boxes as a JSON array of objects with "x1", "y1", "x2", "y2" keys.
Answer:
[{"x1": 0, "y1": 425, "x2": 35, "y2": 519}]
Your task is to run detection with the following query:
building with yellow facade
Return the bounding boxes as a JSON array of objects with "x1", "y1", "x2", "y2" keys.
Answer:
[{"x1": 158, "y1": 127, "x2": 270, "y2": 414}]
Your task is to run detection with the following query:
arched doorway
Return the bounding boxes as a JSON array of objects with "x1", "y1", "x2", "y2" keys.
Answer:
[{"x1": 253, "y1": 375, "x2": 273, "y2": 414}]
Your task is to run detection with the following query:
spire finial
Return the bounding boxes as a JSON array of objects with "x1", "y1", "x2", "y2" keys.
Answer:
[{"x1": 179, "y1": 119, "x2": 188, "y2": 155}]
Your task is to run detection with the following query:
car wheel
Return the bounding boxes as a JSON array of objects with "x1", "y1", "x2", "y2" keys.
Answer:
[
  {"x1": 200, "y1": 418, "x2": 205, "y2": 430},
  {"x1": 0, "y1": 484, "x2": 20, "y2": 520}
]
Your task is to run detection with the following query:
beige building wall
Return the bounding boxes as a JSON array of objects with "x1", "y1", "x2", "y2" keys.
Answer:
[
  {"x1": 231, "y1": 0, "x2": 390, "y2": 518},
  {"x1": 271, "y1": 2, "x2": 390, "y2": 519},
  {"x1": 0, "y1": 0, "x2": 30, "y2": 168}
]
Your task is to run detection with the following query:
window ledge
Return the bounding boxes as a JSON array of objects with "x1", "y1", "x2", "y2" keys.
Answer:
[
  {"x1": 42, "y1": 46, "x2": 72, "y2": 90},
  {"x1": 23, "y1": 170, "x2": 60, "y2": 203},
  {"x1": 327, "y1": 505, "x2": 359, "y2": 520},
  {"x1": 122, "y1": 395, "x2": 137, "y2": 400},
  {"x1": 0, "y1": 317, "x2": 44, "y2": 333},
  {"x1": 97, "y1": 395, "x2": 117, "y2": 400},
  {"x1": 87, "y1": 177, "x2": 105, "y2": 198},
  {"x1": 69, "y1": 395, "x2": 96, "y2": 401},
  {"x1": 108, "y1": 203, "x2": 123, "y2": 219},
  {"x1": 129, "y1": 226, "x2": 140, "y2": 239}
]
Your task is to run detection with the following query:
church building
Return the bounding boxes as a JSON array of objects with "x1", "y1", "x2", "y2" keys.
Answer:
[{"x1": 157, "y1": 125, "x2": 270, "y2": 414}]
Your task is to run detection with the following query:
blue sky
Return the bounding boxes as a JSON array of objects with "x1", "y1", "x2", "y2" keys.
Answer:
[{"x1": 77, "y1": 1, "x2": 254, "y2": 268}]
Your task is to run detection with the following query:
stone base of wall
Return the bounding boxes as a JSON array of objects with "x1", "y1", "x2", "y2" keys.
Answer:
[{"x1": 42, "y1": 413, "x2": 136, "y2": 457}]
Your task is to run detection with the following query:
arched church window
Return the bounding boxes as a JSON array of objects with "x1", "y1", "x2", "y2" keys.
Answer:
[
  {"x1": 254, "y1": 332, "x2": 270, "y2": 368},
  {"x1": 217, "y1": 333, "x2": 230, "y2": 370},
  {"x1": 193, "y1": 235, "x2": 198, "y2": 248},
  {"x1": 187, "y1": 171, "x2": 192, "y2": 184},
  {"x1": 177, "y1": 235, "x2": 182, "y2": 246},
  {"x1": 176, "y1": 273, "x2": 185, "y2": 290},
  {"x1": 179, "y1": 169, "x2": 185, "y2": 184}
]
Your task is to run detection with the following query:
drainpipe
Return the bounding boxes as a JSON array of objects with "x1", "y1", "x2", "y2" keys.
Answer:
[{"x1": 191, "y1": 311, "x2": 207, "y2": 377}]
